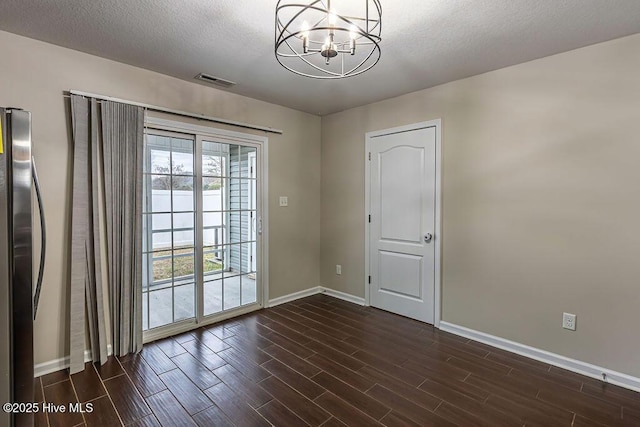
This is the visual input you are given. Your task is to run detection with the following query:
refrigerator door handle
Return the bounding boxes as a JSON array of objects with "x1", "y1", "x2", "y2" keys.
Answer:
[{"x1": 32, "y1": 156, "x2": 46, "y2": 319}]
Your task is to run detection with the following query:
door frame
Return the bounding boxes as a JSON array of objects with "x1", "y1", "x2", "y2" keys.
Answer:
[
  {"x1": 142, "y1": 116, "x2": 269, "y2": 342},
  {"x1": 364, "y1": 119, "x2": 442, "y2": 327}
]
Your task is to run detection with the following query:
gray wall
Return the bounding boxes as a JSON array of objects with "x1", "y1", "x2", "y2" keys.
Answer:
[{"x1": 320, "y1": 33, "x2": 640, "y2": 377}]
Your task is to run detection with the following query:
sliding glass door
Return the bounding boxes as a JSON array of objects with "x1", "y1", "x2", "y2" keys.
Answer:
[
  {"x1": 142, "y1": 131, "x2": 196, "y2": 331},
  {"x1": 142, "y1": 124, "x2": 263, "y2": 340},
  {"x1": 201, "y1": 140, "x2": 258, "y2": 315}
]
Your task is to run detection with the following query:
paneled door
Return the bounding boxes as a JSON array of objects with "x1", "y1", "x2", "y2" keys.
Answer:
[{"x1": 367, "y1": 123, "x2": 439, "y2": 324}]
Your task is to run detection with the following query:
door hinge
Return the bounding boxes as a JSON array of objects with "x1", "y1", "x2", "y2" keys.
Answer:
[
  {"x1": 368, "y1": 215, "x2": 371, "y2": 223},
  {"x1": 368, "y1": 152, "x2": 371, "y2": 160},
  {"x1": 368, "y1": 275, "x2": 371, "y2": 284}
]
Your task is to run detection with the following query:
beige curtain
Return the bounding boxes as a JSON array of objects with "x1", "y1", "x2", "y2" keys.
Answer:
[{"x1": 69, "y1": 95, "x2": 144, "y2": 374}]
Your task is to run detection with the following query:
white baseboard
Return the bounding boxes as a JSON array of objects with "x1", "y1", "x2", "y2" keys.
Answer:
[
  {"x1": 321, "y1": 287, "x2": 366, "y2": 306},
  {"x1": 34, "y1": 356, "x2": 72, "y2": 378},
  {"x1": 439, "y1": 321, "x2": 640, "y2": 393},
  {"x1": 267, "y1": 286, "x2": 366, "y2": 308},
  {"x1": 267, "y1": 286, "x2": 323, "y2": 307},
  {"x1": 34, "y1": 345, "x2": 113, "y2": 378}
]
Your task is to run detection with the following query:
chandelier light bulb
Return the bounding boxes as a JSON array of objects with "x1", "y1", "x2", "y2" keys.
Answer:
[
  {"x1": 301, "y1": 21, "x2": 310, "y2": 52},
  {"x1": 328, "y1": 9, "x2": 337, "y2": 26},
  {"x1": 349, "y1": 24, "x2": 358, "y2": 39},
  {"x1": 349, "y1": 25, "x2": 357, "y2": 54}
]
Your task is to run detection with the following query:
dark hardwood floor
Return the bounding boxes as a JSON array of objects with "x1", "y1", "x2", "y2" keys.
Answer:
[{"x1": 35, "y1": 295, "x2": 640, "y2": 426}]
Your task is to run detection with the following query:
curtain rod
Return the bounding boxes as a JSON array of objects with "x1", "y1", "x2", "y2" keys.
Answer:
[{"x1": 67, "y1": 90, "x2": 284, "y2": 135}]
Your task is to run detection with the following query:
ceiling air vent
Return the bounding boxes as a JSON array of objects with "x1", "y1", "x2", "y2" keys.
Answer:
[{"x1": 194, "y1": 73, "x2": 236, "y2": 88}]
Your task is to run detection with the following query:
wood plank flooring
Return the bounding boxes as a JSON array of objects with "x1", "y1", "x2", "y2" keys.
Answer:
[{"x1": 35, "y1": 295, "x2": 640, "y2": 426}]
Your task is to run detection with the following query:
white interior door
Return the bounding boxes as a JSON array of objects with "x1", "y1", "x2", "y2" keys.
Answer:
[{"x1": 368, "y1": 125, "x2": 437, "y2": 323}]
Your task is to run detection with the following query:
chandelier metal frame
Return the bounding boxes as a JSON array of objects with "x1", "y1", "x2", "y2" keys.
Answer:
[{"x1": 275, "y1": 0, "x2": 382, "y2": 79}]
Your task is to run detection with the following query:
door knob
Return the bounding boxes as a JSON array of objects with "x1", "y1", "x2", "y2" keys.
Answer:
[{"x1": 424, "y1": 233, "x2": 433, "y2": 243}]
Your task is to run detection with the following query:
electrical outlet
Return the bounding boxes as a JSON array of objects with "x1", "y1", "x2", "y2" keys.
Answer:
[
  {"x1": 562, "y1": 312, "x2": 576, "y2": 331},
  {"x1": 279, "y1": 196, "x2": 288, "y2": 207},
  {"x1": 336, "y1": 265, "x2": 342, "y2": 275}
]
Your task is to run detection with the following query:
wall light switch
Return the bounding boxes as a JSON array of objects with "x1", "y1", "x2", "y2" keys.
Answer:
[
  {"x1": 279, "y1": 196, "x2": 288, "y2": 207},
  {"x1": 336, "y1": 265, "x2": 342, "y2": 275}
]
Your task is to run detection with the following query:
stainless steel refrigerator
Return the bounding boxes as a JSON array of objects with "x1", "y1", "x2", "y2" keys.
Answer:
[{"x1": 0, "y1": 108, "x2": 46, "y2": 427}]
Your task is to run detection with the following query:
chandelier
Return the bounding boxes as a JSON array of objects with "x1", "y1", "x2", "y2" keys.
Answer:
[{"x1": 275, "y1": 0, "x2": 382, "y2": 79}]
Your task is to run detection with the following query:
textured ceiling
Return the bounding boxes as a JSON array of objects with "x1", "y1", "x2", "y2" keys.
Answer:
[{"x1": 1, "y1": 0, "x2": 639, "y2": 115}]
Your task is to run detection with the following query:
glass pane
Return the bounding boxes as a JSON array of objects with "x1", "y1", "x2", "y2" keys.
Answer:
[
  {"x1": 204, "y1": 279, "x2": 223, "y2": 316},
  {"x1": 202, "y1": 142, "x2": 225, "y2": 177},
  {"x1": 146, "y1": 134, "x2": 170, "y2": 146},
  {"x1": 172, "y1": 177, "x2": 194, "y2": 212},
  {"x1": 145, "y1": 135, "x2": 171, "y2": 174},
  {"x1": 149, "y1": 174, "x2": 172, "y2": 213},
  {"x1": 239, "y1": 179, "x2": 250, "y2": 210},
  {"x1": 203, "y1": 176, "x2": 223, "y2": 192},
  {"x1": 152, "y1": 253, "x2": 173, "y2": 283},
  {"x1": 171, "y1": 138, "x2": 194, "y2": 175},
  {"x1": 174, "y1": 284, "x2": 195, "y2": 322},
  {"x1": 149, "y1": 149, "x2": 171, "y2": 175},
  {"x1": 228, "y1": 145, "x2": 256, "y2": 178},
  {"x1": 227, "y1": 212, "x2": 241, "y2": 244},
  {"x1": 240, "y1": 156, "x2": 251, "y2": 179},
  {"x1": 202, "y1": 140, "x2": 221, "y2": 156},
  {"x1": 204, "y1": 211, "x2": 223, "y2": 249},
  {"x1": 152, "y1": 213, "x2": 172, "y2": 232},
  {"x1": 151, "y1": 173, "x2": 172, "y2": 191},
  {"x1": 203, "y1": 178, "x2": 224, "y2": 211},
  {"x1": 173, "y1": 229, "x2": 194, "y2": 249},
  {"x1": 229, "y1": 145, "x2": 241, "y2": 178},
  {"x1": 240, "y1": 211, "x2": 251, "y2": 242},
  {"x1": 229, "y1": 179, "x2": 241, "y2": 210},
  {"x1": 173, "y1": 212, "x2": 194, "y2": 229},
  {"x1": 204, "y1": 212, "x2": 222, "y2": 228},
  {"x1": 224, "y1": 244, "x2": 241, "y2": 278},
  {"x1": 203, "y1": 227, "x2": 223, "y2": 248},
  {"x1": 223, "y1": 276, "x2": 241, "y2": 311},
  {"x1": 151, "y1": 231, "x2": 171, "y2": 253},
  {"x1": 203, "y1": 246, "x2": 223, "y2": 277},
  {"x1": 172, "y1": 248, "x2": 195, "y2": 282},
  {"x1": 241, "y1": 242, "x2": 254, "y2": 274},
  {"x1": 241, "y1": 274, "x2": 257, "y2": 306},
  {"x1": 148, "y1": 287, "x2": 173, "y2": 329}
]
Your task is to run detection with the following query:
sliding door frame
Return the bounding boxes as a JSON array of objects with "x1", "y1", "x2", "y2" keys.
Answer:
[{"x1": 143, "y1": 116, "x2": 269, "y2": 343}]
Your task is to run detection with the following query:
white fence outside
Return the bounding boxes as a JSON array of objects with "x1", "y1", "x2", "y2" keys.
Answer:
[{"x1": 151, "y1": 190, "x2": 224, "y2": 249}]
